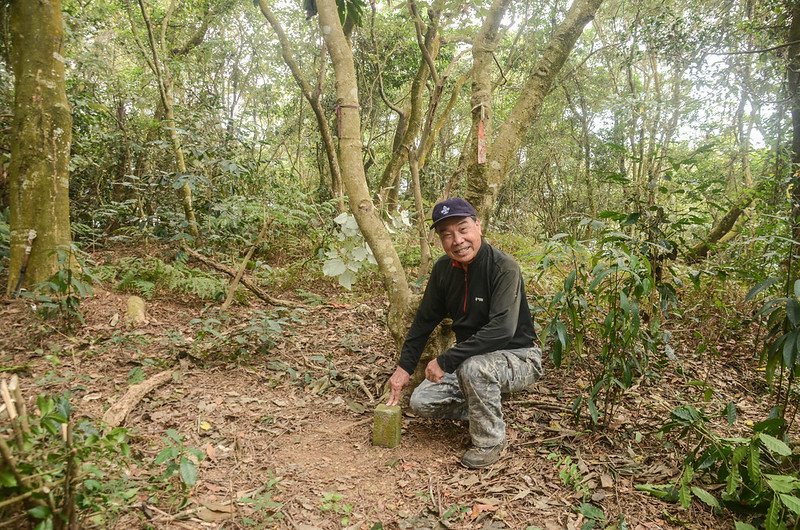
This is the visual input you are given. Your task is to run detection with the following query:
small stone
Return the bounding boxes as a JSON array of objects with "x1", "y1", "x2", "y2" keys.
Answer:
[
  {"x1": 372, "y1": 404, "x2": 401, "y2": 448},
  {"x1": 125, "y1": 296, "x2": 147, "y2": 326}
]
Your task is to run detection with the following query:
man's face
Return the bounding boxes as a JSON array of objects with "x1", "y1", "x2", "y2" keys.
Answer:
[{"x1": 436, "y1": 216, "x2": 482, "y2": 265}]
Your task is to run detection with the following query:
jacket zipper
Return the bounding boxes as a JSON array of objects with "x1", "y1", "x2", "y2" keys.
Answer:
[{"x1": 463, "y1": 268, "x2": 468, "y2": 313}]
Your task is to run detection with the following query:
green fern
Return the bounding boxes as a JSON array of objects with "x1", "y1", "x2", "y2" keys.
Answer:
[
  {"x1": 117, "y1": 272, "x2": 156, "y2": 299},
  {"x1": 109, "y1": 257, "x2": 231, "y2": 301}
]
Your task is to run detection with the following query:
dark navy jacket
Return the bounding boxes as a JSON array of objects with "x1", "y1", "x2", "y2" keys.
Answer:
[{"x1": 398, "y1": 241, "x2": 537, "y2": 374}]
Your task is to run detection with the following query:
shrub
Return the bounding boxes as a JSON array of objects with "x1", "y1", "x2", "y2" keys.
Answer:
[{"x1": 0, "y1": 383, "x2": 135, "y2": 529}]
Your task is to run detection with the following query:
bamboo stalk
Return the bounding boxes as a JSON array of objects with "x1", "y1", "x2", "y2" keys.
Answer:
[
  {"x1": 63, "y1": 421, "x2": 77, "y2": 529},
  {"x1": 9, "y1": 375, "x2": 30, "y2": 435},
  {"x1": 1, "y1": 379, "x2": 24, "y2": 448},
  {"x1": 0, "y1": 434, "x2": 30, "y2": 492}
]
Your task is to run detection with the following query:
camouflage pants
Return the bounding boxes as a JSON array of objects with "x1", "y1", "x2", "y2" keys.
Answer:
[{"x1": 409, "y1": 347, "x2": 543, "y2": 447}]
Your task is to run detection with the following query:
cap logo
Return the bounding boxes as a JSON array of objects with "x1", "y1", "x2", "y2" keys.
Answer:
[{"x1": 441, "y1": 206, "x2": 450, "y2": 215}]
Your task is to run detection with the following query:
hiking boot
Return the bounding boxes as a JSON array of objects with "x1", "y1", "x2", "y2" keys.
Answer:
[{"x1": 460, "y1": 441, "x2": 506, "y2": 469}]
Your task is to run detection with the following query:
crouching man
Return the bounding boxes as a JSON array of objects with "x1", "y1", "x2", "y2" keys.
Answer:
[{"x1": 386, "y1": 197, "x2": 543, "y2": 469}]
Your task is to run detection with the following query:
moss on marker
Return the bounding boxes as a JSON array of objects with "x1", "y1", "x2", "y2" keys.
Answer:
[{"x1": 372, "y1": 404, "x2": 401, "y2": 448}]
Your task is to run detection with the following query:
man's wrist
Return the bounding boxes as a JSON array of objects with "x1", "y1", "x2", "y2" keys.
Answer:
[{"x1": 435, "y1": 356, "x2": 450, "y2": 373}]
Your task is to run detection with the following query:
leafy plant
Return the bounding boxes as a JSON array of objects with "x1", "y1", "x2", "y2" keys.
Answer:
[
  {"x1": 540, "y1": 221, "x2": 665, "y2": 428},
  {"x1": 23, "y1": 245, "x2": 96, "y2": 326},
  {"x1": 322, "y1": 212, "x2": 377, "y2": 290},
  {"x1": 320, "y1": 491, "x2": 353, "y2": 526},
  {"x1": 747, "y1": 277, "x2": 800, "y2": 434},
  {"x1": 638, "y1": 405, "x2": 799, "y2": 529},
  {"x1": 548, "y1": 452, "x2": 591, "y2": 500},
  {"x1": 107, "y1": 256, "x2": 229, "y2": 301},
  {"x1": 187, "y1": 309, "x2": 289, "y2": 361},
  {"x1": 153, "y1": 429, "x2": 204, "y2": 491},
  {"x1": 238, "y1": 474, "x2": 284, "y2": 526},
  {"x1": 577, "y1": 502, "x2": 607, "y2": 529},
  {"x1": 0, "y1": 388, "x2": 135, "y2": 529}
]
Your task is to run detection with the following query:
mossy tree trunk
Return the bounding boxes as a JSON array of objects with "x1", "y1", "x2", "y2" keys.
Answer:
[{"x1": 6, "y1": 0, "x2": 73, "y2": 295}]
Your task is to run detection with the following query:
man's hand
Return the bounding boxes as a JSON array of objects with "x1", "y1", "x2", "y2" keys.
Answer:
[
  {"x1": 425, "y1": 358, "x2": 445, "y2": 383},
  {"x1": 386, "y1": 367, "x2": 410, "y2": 406}
]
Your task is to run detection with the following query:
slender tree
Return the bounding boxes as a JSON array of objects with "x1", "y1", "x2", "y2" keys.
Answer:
[
  {"x1": 464, "y1": 0, "x2": 605, "y2": 224},
  {"x1": 316, "y1": 0, "x2": 413, "y2": 344}
]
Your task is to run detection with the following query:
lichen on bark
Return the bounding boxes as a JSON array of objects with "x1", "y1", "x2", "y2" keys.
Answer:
[{"x1": 6, "y1": 0, "x2": 74, "y2": 295}]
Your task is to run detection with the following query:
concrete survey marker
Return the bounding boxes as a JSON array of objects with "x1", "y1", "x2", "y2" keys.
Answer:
[{"x1": 372, "y1": 404, "x2": 401, "y2": 448}]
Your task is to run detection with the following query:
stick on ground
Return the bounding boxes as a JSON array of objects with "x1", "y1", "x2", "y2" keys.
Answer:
[
  {"x1": 181, "y1": 244, "x2": 303, "y2": 308},
  {"x1": 102, "y1": 370, "x2": 174, "y2": 428}
]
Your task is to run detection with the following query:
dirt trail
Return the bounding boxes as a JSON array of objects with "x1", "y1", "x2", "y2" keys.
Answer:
[{"x1": 0, "y1": 286, "x2": 750, "y2": 529}]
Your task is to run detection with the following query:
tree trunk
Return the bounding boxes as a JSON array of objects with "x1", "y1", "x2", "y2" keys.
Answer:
[
  {"x1": 789, "y1": 0, "x2": 800, "y2": 255},
  {"x1": 316, "y1": 0, "x2": 413, "y2": 344},
  {"x1": 685, "y1": 190, "x2": 756, "y2": 263},
  {"x1": 135, "y1": 0, "x2": 199, "y2": 238},
  {"x1": 6, "y1": 0, "x2": 73, "y2": 295},
  {"x1": 464, "y1": 0, "x2": 511, "y2": 222},
  {"x1": 257, "y1": 1, "x2": 345, "y2": 212},
  {"x1": 466, "y1": 0, "x2": 604, "y2": 223},
  {"x1": 375, "y1": 15, "x2": 441, "y2": 211}
]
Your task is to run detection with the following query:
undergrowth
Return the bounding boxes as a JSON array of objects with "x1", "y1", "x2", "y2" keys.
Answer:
[{"x1": 95, "y1": 256, "x2": 234, "y2": 302}]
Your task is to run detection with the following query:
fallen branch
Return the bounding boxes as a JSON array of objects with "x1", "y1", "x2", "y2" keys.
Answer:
[
  {"x1": 181, "y1": 244, "x2": 303, "y2": 308},
  {"x1": 102, "y1": 370, "x2": 174, "y2": 428},
  {"x1": 222, "y1": 218, "x2": 274, "y2": 310}
]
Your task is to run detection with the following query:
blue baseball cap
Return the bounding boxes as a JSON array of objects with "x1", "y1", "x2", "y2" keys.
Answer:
[{"x1": 430, "y1": 197, "x2": 478, "y2": 229}]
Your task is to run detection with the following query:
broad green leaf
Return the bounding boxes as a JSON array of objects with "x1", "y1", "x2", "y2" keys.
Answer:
[
  {"x1": 33, "y1": 519, "x2": 54, "y2": 530},
  {"x1": 782, "y1": 329, "x2": 798, "y2": 368},
  {"x1": 564, "y1": 270, "x2": 576, "y2": 292},
  {"x1": 350, "y1": 246, "x2": 368, "y2": 261},
  {"x1": 724, "y1": 401, "x2": 737, "y2": 425},
  {"x1": 550, "y1": 340, "x2": 562, "y2": 368},
  {"x1": 795, "y1": 279, "x2": 800, "y2": 299},
  {"x1": 165, "y1": 429, "x2": 182, "y2": 443},
  {"x1": 734, "y1": 523, "x2": 757, "y2": 530},
  {"x1": 759, "y1": 433, "x2": 792, "y2": 456},
  {"x1": 555, "y1": 321, "x2": 567, "y2": 349},
  {"x1": 179, "y1": 457, "x2": 198, "y2": 486},
  {"x1": 690, "y1": 486, "x2": 720, "y2": 509},
  {"x1": 787, "y1": 298, "x2": 800, "y2": 327},
  {"x1": 634, "y1": 484, "x2": 677, "y2": 501},
  {"x1": 671, "y1": 406, "x2": 700, "y2": 425},
  {"x1": 726, "y1": 458, "x2": 742, "y2": 496},
  {"x1": 577, "y1": 503, "x2": 605, "y2": 521},
  {"x1": 338, "y1": 269, "x2": 355, "y2": 291},
  {"x1": 154, "y1": 447, "x2": 177, "y2": 465},
  {"x1": 322, "y1": 258, "x2": 347, "y2": 277},
  {"x1": 745, "y1": 277, "x2": 779, "y2": 301},
  {"x1": 779, "y1": 494, "x2": 800, "y2": 515},
  {"x1": 589, "y1": 267, "x2": 615, "y2": 291},
  {"x1": 766, "y1": 474, "x2": 800, "y2": 493},
  {"x1": 28, "y1": 505, "x2": 51, "y2": 519},
  {"x1": 678, "y1": 483, "x2": 691, "y2": 509},
  {"x1": 588, "y1": 397, "x2": 599, "y2": 424},
  {"x1": 0, "y1": 469, "x2": 17, "y2": 487},
  {"x1": 748, "y1": 444, "x2": 761, "y2": 483},
  {"x1": 765, "y1": 494, "x2": 781, "y2": 530}
]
